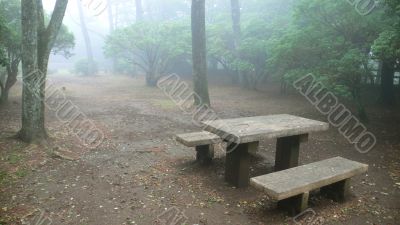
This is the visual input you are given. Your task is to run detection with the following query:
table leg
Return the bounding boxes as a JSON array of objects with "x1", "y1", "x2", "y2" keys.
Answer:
[
  {"x1": 225, "y1": 142, "x2": 253, "y2": 188},
  {"x1": 248, "y1": 141, "x2": 259, "y2": 155},
  {"x1": 275, "y1": 135, "x2": 306, "y2": 171},
  {"x1": 196, "y1": 144, "x2": 214, "y2": 165}
]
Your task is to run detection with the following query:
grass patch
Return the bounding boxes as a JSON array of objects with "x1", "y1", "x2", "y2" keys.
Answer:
[
  {"x1": 0, "y1": 170, "x2": 10, "y2": 185},
  {"x1": 152, "y1": 99, "x2": 177, "y2": 109},
  {"x1": 15, "y1": 168, "x2": 28, "y2": 178},
  {"x1": 8, "y1": 153, "x2": 22, "y2": 164}
]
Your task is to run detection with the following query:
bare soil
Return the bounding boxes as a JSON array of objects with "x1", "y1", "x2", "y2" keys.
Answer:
[{"x1": 0, "y1": 74, "x2": 399, "y2": 225}]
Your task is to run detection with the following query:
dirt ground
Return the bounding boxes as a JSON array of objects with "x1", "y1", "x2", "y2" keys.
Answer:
[{"x1": 0, "y1": 74, "x2": 399, "y2": 225}]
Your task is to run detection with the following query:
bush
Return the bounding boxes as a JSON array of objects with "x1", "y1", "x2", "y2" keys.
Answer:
[{"x1": 74, "y1": 59, "x2": 98, "y2": 76}]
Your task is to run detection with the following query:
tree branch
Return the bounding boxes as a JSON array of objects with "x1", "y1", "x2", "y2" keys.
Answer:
[
  {"x1": 45, "y1": 0, "x2": 69, "y2": 53},
  {"x1": 36, "y1": 0, "x2": 46, "y2": 34},
  {"x1": 0, "y1": 76, "x2": 4, "y2": 92}
]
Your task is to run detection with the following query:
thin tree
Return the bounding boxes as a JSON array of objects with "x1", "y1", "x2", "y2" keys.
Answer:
[
  {"x1": 191, "y1": 0, "x2": 210, "y2": 106},
  {"x1": 107, "y1": 0, "x2": 114, "y2": 31},
  {"x1": 19, "y1": 0, "x2": 68, "y2": 142},
  {"x1": 106, "y1": 0, "x2": 117, "y2": 72},
  {"x1": 230, "y1": 0, "x2": 246, "y2": 86},
  {"x1": 135, "y1": 0, "x2": 143, "y2": 21},
  {"x1": 77, "y1": 0, "x2": 95, "y2": 75},
  {"x1": 379, "y1": 59, "x2": 396, "y2": 106}
]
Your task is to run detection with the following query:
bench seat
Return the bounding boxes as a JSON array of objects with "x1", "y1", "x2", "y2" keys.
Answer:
[
  {"x1": 175, "y1": 131, "x2": 221, "y2": 147},
  {"x1": 250, "y1": 157, "x2": 368, "y2": 214},
  {"x1": 175, "y1": 131, "x2": 222, "y2": 164}
]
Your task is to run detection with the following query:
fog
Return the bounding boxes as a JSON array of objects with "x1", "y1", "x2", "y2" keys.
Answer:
[{"x1": 45, "y1": 0, "x2": 113, "y2": 71}]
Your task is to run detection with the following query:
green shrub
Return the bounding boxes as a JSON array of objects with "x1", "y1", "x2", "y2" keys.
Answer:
[{"x1": 74, "y1": 58, "x2": 98, "y2": 76}]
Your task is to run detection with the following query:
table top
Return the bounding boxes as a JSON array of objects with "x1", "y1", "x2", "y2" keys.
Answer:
[{"x1": 202, "y1": 114, "x2": 329, "y2": 144}]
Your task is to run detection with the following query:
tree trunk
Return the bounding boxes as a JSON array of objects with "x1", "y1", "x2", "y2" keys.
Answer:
[
  {"x1": 1, "y1": 60, "x2": 19, "y2": 104},
  {"x1": 379, "y1": 59, "x2": 395, "y2": 106},
  {"x1": 352, "y1": 89, "x2": 368, "y2": 122},
  {"x1": 107, "y1": 0, "x2": 117, "y2": 72},
  {"x1": 107, "y1": 0, "x2": 114, "y2": 31},
  {"x1": 77, "y1": 0, "x2": 95, "y2": 76},
  {"x1": 19, "y1": 0, "x2": 46, "y2": 142},
  {"x1": 135, "y1": 0, "x2": 144, "y2": 22},
  {"x1": 191, "y1": 0, "x2": 210, "y2": 107},
  {"x1": 0, "y1": 87, "x2": 7, "y2": 104},
  {"x1": 230, "y1": 0, "x2": 246, "y2": 86},
  {"x1": 0, "y1": 80, "x2": 6, "y2": 104},
  {"x1": 146, "y1": 71, "x2": 158, "y2": 87},
  {"x1": 19, "y1": 0, "x2": 68, "y2": 143}
]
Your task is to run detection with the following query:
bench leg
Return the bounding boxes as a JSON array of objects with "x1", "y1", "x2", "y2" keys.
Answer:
[
  {"x1": 278, "y1": 192, "x2": 309, "y2": 216},
  {"x1": 196, "y1": 145, "x2": 214, "y2": 165},
  {"x1": 248, "y1": 141, "x2": 259, "y2": 155},
  {"x1": 320, "y1": 179, "x2": 350, "y2": 202},
  {"x1": 225, "y1": 142, "x2": 251, "y2": 188},
  {"x1": 275, "y1": 135, "x2": 302, "y2": 171}
]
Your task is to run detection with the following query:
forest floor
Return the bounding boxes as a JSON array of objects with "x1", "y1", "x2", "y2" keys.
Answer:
[{"x1": 0, "y1": 74, "x2": 399, "y2": 225}]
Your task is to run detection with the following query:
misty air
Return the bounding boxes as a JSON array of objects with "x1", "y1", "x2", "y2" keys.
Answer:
[{"x1": 0, "y1": 0, "x2": 399, "y2": 224}]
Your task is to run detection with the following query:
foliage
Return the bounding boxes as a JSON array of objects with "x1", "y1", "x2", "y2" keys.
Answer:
[
  {"x1": 74, "y1": 59, "x2": 98, "y2": 76},
  {"x1": 265, "y1": 0, "x2": 387, "y2": 120},
  {"x1": 52, "y1": 24, "x2": 75, "y2": 58},
  {"x1": 0, "y1": 15, "x2": 8, "y2": 67},
  {"x1": 0, "y1": 0, "x2": 74, "y2": 103},
  {"x1": 0, "y1": 0, "x2": 22, "y2": 65},
  {"x1": 207, "y1": 21, "x2": 235, "y2": 71},
  {"x1": 104, "y1": 20, "x2": 191, "y2": 85},
  {"x1": 371, "y1": 0, "x2": 400, "y2": 61},
  {"x1": 0, "y1": 0, "x2": 74, "y2": 63},
  {"x1": 236, "y1": 18, "x2": 276, "y2": 88},
  {"x1": 207, "y1": 0, "x2": 293, "y2": 88}
]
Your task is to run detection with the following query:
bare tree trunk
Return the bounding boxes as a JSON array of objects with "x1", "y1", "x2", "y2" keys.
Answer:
[
  {"x1": 77, "y1": 0, "x2": 95, "y2": 76},
  {"x1": 379, "y1": 59, "x2": 396, "y2": 106},
  {"x1": 230, "y1": 0, "x2": 246, "y2": 87},
  {"x1": 107, "y1": 0, "x2": 114, "y2": 31},
  {"x1": 146, "y1": 71, "x2": 157, "y2": 86},
  {"x1": 19, "y1": 0, "x2": 68, "y2": 143},
  {"x1": 191, "y1": 0, "x2": 210, "y2": 107},
  {"x1": 135, "y1": 0, "x2": 144, "y2": 21},
  {"x1": 0, "y1": 79, "x2": 5, "y2": 104},
  {"x1": 0, "y1": 60, "x2": 19, "y2": 104},
  {"x1": 107, "y1": 0, "x2": 117, "y2": 72}
]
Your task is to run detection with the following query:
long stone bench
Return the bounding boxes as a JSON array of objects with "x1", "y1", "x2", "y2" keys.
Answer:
[
  {"x1": 250, "y1": 157, "x2": 368, "y2": 215},
  {"x1": 175, "y1": 131, "x2": 222, "y2": 164}
]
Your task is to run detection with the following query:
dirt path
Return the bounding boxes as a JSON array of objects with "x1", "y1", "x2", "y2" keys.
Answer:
[{"x1": 0, "y1": 75, "x2": 399, "y2": 225}]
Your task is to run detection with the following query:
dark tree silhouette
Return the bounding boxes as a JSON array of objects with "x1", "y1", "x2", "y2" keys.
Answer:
[{"x1": 191, "y1": 0, "x2": 210, "y2": 106}]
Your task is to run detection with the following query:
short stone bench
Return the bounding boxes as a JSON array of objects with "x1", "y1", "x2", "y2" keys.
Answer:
[
  {"x1": 250, "y1": 157, "x2": 368, "y2": 215},
  {"x1": 175, "y1": 131, "x2": 222, "y2": 164}
]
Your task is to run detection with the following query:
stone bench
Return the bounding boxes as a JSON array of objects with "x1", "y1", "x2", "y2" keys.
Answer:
[
  {"x1": 250, "y1": 157, "x2": 368, "y2": 215},
  {"x1": 175, "y1": 131, "x2": 222, "y2": 164}
]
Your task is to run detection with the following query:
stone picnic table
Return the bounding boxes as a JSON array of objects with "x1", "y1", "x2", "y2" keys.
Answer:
[{"x1": 202, "y1": 114, "x2": 329, "y2": 187}]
